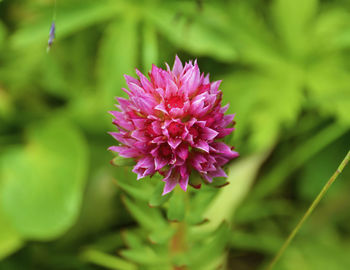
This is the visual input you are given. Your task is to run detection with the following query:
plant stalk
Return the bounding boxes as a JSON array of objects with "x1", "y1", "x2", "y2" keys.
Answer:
[{"x1": 266, "y1": 150, "x2": 350, "y2": 270}]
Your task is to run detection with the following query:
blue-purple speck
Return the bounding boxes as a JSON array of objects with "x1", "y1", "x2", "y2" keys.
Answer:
[{"x1": 47, "y1": 22, "x2": 55, "y2": 51}]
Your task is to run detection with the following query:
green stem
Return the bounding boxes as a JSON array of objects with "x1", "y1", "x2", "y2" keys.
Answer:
[{"x1": 266, "y1": 150, "x2": 350, "y2": 270}]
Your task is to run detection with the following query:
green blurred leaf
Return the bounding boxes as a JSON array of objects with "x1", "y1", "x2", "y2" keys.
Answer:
[
  {"x1": 0, "y1": 208, "x2": 22, "y2": 260},
  {"x1": 167, "y1": 187, "x2": 186, "y2": 222},
  {"x1": 111, "y1": 155, "x2": 136, "y2": 167},
  {"x1": 81, "y1": 249, "x2": 137, "y2": 270},
  {"x1": 122, "y1": 230, "x2": 145, "y2": 249},
  {"x1": 230, "y1": 229, "x2": 283, "y2": 254},
  {"x1": 149, "y1": 182, "x2": 172, "y2": 207},
  {"x1": 115, "y1": 169, "x2": 154, "y2": 201},
  {"x1": 200, "y1": 151, "x2": 270, "y2": 232},
  {"x1": 121, "y1": 246, "x2": 169, "y2": 266},
  {"x1": 10, "y1": 0, "x2": 123, "y2": 49},
  {"x1": 250, "y1": 123, "x2": 348, "y2": 200},
  {"x1": 0, "y1": 20, "x2": 6, "y2": 48},
  {"x1": 313, "y1": 8, "x2": 350, "y2": 51},
  {"x1": 146, "y1": 4, "x2": 236, "y2": 62},
  {"x1": 149, "y1": 226, "x2": 175, "y2": 245},
  {"x1": 142, "y1": 22, "x2": 158, "y2": 72},
  {"x1": 275, "y1": 228, "x2": 350, "y2": 270},
  {"x1": 0, "y1": 117, "x2": 88, "y2": 239},
  {"x1": 307, "y1": 56, "x2": 350, "y2": 124},
  {"x1": 122, "y1": 196, "x2": 166, "y2": 231},
  {"x1": 186, "y1": 187, "x2": 217, "y2": 225},
  {"x1": 97, "y1": 16, "x2": 138, "y2": 108},
  {"x1": 272, "y1": 0, "x2": 318, "y2": 57},
  {"x1": 187, "y1": 222, "x2": 230, "y2": 269},
  {"x1": 223, "y1": 69, "x2": 304, "y2": 151}
]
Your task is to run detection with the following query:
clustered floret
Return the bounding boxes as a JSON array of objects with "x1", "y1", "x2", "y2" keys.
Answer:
[{"x1": 109, "y1": 56, "x2": 238, "y2": 194}]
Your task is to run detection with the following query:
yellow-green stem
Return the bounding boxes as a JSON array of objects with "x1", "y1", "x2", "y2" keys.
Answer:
[{"x1": 267, "y1": 150, "x2": 350, "y2": 270}]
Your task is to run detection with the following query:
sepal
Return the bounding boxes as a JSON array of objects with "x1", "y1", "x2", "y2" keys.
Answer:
[{"x1": 111, "y1": 155, "x2": 136, "y2": 167}]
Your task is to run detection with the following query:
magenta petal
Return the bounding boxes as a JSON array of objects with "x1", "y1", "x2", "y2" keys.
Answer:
[
  {"x1": 162, "y1": 179, "x2": 177, "y2": 195},
  {"x1": 195, "y1": 140, "x2": 209, "y2": 153},
  {"x1": 173, "y1": 55, "x2": 183, "y2": 77},
  {"x1": 154, "y1": 103, "x2": 168, "y2": 114},
  {"x1": 177, "y1": 144, "x2": 189, "y2": 160},
  {"x1": 155, "y1": 157, "x2": 167, "y2": 170},
  {"x1": 179, "y1": 175, "x2": 189, "y2": 191},
  {"x1": 178, "y1": 166, "x2": 189, "y2": 191},
  {"x1": 110, "y1": 111, "x2": 134, "y2": 130},
  {"x1": 109, "y1": 146, "x2": 140, "y2": 158},
  {"x1": 222, "y1": 114, "x2": 235, "y2": 127},
  {"x1": 168, "y1": 138, "x2": 182, "y2": 149},
  {"x1": 131, "y1": 130, "x2": 148, "y2": 142},
  {"x1": 211, "y1": 142, "x2": 237, "y2": 158},
  {"x1": 217, "y1": 128, "x2": 235, "y2": 138},
  {"x1": 136, "y1": 69, "x2": 153, "y2": 92},
  {"x1": 201, "y1": 127, "x2": 219, "y2": 141},
  {"x1": 131, "y1": 119, "x2": 146, "y2": 129},
  {"x1": 116, "y1": 97, "x2": 132, "y2": 111},
  {"x1": 124, "y1": 75, "x2": 141, "y2": 86},
  {"x1": 210, "y1": 80, "x2": 222, "y2": 92},
  {"x1": 165, "y1": 78, "x2": 178, "y2": 97},
  {"x1": 210, "y1": 167, "x2": 227, "y2": 178},
  {"x1": 202, "y1": 173, "x2": 213, "y2": 183}
]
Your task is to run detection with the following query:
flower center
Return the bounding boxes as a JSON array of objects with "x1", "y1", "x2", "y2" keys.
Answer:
[
  {"x1": 189, "y1": 126, "x2": 199, "y2": 138},
  {"x1": 168, "y1": 122, "x2": 183, "y2": 138},
  {"x1": 146, "y1": 124, "x2": 155, "y2": 137},
  {"x1": 166, "y1": 96, "x2": 184, "y2": 109},
  {"x1": 160, "y1": 144, "x2": 172, "y2": 157}
]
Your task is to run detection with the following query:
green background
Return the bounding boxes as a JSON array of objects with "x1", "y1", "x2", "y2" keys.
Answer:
[{"x1": 0, "y1": 0, "x2": 349, "y2": 269}]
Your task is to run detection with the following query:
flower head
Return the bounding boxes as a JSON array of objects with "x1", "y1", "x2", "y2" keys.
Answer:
[{"x1": 109, "y1": 56, "x2": 238, "y2": 195}]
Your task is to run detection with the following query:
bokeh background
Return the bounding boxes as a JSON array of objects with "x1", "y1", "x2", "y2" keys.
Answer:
[{"x1": 0, "y1": 0, "x2": 350, "y2": 269}]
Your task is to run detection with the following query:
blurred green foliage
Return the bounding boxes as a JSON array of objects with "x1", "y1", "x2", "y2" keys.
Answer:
[{"x1": 0, "y1": 0, "x2": 349, "y2": 269}]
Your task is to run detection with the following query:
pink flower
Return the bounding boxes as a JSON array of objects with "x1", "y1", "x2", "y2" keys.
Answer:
[{"x1": 109, "y1": 56, "x2": 238, "y2": 195}]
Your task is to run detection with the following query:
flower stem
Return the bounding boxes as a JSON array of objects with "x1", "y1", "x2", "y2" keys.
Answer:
[{"x1": 266, "y1": 150, "x2": 350, "y2": 270}]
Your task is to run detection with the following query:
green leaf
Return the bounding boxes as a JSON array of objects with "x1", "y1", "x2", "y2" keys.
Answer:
[
  {"x1": 149, "y1": 182, "x2": 172, "y2": 207},
  {"x1": 146, "y1": 4, "x2": 236, "y2": 62},
  {"x1": 149, "y1": 225, "x2": 175, "y2": 245},
  {"x1": 306, "y1": 57, "x2": 350, "y2": 124},
  {"x1": 111, "y1": 155, "x2": 136, "y2": 167},
  {"x1": 272, "y1": 0, "x2": 318, "y2": 57},
  {"x1": 223, "y1": 70, "x2": 303, "y2": 151},
  {"x1": 121, "y1": 246, "x2": 169, "y2": 266},
  {"x1": 186, "y1": 187, "x2": 217, "y2": 225},
  {"x1": 114, "y1": 168, "x2": 154, "y2": 201},
  {"x1": 199, "y1": 152, "x2": 270, "y2": 232},
  {"x1": 0, "y1": 207, "x2": 22, "y2": 260},
  {"x1": 167, "y1": 187, "x2": 186, "y2": 222},
  {"x1": 230, "y1": 229, "x2": 283, "y2": 254},
  {"x1": 122, "y1": 230, "x2": 145, "y2": 249},
  {"x1": 187, "y1": 222, "x2": 230, "y2": 269},
  {"x1": 81, "y1": 249, "x2": 137, "y2": 270},
  {"x1": 142, "y1": 22, "x2": 159, "y2": 72},
  {"x1": 0, "y1": 117, "x2": 88, "y2": 239},
  {"x1": 122, "y1": 196, "x2": 166, "y2": 231},
  {"x1": 10, "y1": 0, "x2": 124, "y2": 50},
  {"x1": 0, "y1": 20, "x2": 6, "y2": 49},
  {"x1": 97, "y1": 16, "x2": 138, "y2": 109}
]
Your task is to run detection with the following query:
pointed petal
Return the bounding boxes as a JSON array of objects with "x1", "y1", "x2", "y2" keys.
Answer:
[
  {"x1": 173, "y1": 55, "x2": 183, "y2": 77},
  {"x1": 194, "y1": 140, "x2": 209, "y2": 153},
  {"x1": 201, "y1": 127, "x2": 219, "y2": 141}
]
